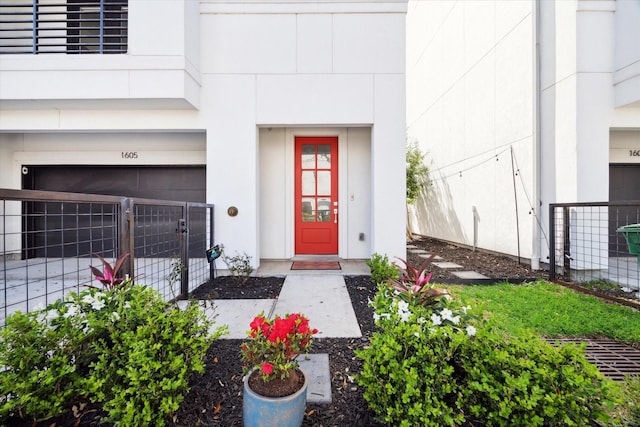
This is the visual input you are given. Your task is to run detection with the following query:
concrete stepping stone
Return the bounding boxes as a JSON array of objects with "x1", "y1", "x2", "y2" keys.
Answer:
[
  {"x1": 452, "y1": 271, "x2": 490, "y2": 280},
  {"x1": 408, "y1": 248, "x2": 428, "y2": 254},
  {"x1": 298, "y1": 353, "x2": 331, "y2": 404},
  {"x1": 273, "y1": 275, "x2": 362, "y2": 338},
  {"x1": 419, "y1": 253, "x2": 443, "y2": 261},
  {"x1": 178, "y1": 299, "x2": 276, "y2": 339},
  {"x1": 432, "y1": 262, "x2": 463, "y2": 269}
]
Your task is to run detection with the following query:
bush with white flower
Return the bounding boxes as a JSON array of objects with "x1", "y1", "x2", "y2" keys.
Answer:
[
  {"x1": 357, "y1": 255, "x2": 617, "y2": 427},
  {"x1": 358, "y1": 261, "x2": 480, "y2": 427}
]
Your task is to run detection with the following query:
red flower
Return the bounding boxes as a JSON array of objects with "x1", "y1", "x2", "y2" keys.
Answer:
[
  {"x1": 241, "y1": 312, "x2": 318, "y2": 381},
  {"x1": 250, "y1": 316, "x2": 266, "y2": 331}
]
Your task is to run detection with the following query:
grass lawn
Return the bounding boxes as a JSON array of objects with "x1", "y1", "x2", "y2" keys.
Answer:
[
  {"x1": 446, "y1": 280, "x2": 640, "y2": 425},
  {"x1": 446, "y1": 280, "x2": 640, "y2": 345}
]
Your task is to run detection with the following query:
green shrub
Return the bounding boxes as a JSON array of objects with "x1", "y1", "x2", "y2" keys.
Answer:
[
  {"x1": 366, "y1": 253, "x2": 398, "y2": 284},
  {"x1": 357, "y1": 280, "x2": 616, "y2": 427},
  {"x1": 357, "y1": 283, "x2": 475, "y2": 426},
  {"x1": 0, "y1": 283, "x2": 226, "y2": 426},
  {"x1": 0, "y1": 306, "x2": 86, "y2": 420},
  {"x1": 458, "y1": 330, "x2": 614, "y2": 426},
  {"x1": 612, "y1": 374, "x2": 640, "y2": 426}
]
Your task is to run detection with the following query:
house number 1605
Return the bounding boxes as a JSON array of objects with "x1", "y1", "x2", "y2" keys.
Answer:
[
  {"x1": 630, "y1": 150, "x2": 640, "y2": 157},
  {"x1": 121, "y1": 152, "x2": 139, "y2": 159}
]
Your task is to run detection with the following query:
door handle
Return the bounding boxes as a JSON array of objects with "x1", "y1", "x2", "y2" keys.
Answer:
[{"x1": 333, "y1": 208, "x2": 338, "y2": 223}]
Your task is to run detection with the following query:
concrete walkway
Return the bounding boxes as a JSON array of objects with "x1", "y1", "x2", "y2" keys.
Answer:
[{"x1": 186, "y1": 261, "x2": 367, "y2": 339}]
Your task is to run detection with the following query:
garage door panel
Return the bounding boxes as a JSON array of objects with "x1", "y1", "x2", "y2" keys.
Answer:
[
  {"x1": 23, "y1": 166, "x2": 206, "y2": 258},
  {"x1": 609, "y1": 165, "x2": 640, "y2": 257}
]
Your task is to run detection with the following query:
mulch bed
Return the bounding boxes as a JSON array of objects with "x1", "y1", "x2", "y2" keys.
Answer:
[
  {"x1": 6, "y1": 236, "x2": 638, "y2": 426},
  {"x1": 406, "y1": 235, "x2": 547, "y2": 283}
]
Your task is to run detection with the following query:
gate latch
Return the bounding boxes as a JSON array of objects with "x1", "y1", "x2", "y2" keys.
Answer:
[{"x1": 177, "y1": 219, "x2": 187, "y2": 234}]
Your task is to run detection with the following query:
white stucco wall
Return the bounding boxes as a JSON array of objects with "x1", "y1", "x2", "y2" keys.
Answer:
[
  {"x1": 406, "y1": 0, "x2": 535, "y2": 260},
  {"x1": 0, "y1": 1, "x2": 408, "y2": 266},
  {"x1": 258, "y1": 127, "x2": 372, "y2": 260},
  {"x1": 408, "y1": 0, "x2": 639, "y2": 268},
  {"x1": 614, "y1": 0, "x2": 640, "y2": 108},
  {"x1": 0, "y1": 0, "x2": 201, "y2": 109}
]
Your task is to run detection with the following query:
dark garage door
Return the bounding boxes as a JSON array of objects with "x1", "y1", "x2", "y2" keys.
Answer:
[
  {"x1": 609, "y1": 164, "x2": 640, "y2": 257},
  {"x1": 22, "y1": 166, "x2": 206, "y2": 258},
  {"x1": 23, "y1": 166, "x2": 206, "y2": 201}
]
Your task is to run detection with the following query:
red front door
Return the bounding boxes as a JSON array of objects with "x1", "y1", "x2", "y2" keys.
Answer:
[{"x1": 295, "y1": 136, "x2": 339, "y2": 254}]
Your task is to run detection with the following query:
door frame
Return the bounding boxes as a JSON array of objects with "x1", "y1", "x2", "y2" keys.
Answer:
[
  {"x1": 284, "y1": 128, "x2": 347, "y2": 258},
  {"x1": 294, "y1": 136, "x2": 339, "y2": 255}
]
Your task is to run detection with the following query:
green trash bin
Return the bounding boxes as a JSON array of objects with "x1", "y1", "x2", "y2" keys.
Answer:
[{"x1": 616, "y1": 223, "x2": 640, "y2": 264}]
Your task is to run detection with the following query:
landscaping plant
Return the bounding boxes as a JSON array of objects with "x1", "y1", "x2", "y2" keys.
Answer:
[
  {"x1": 241, "y1": 312, "x2": 318, "y2": 396},
  {"x1": 0, "y1": 256, "x2": 227, "y2": 426},
  {"x1": 365, "y1": 253, "x2": 399, "y2": 284},
  {"x1": 242, "y1": 312, "x2": 318, "y2": 381},
  {"x1": 357, "y1": 261, "x2": 617, "y2": 427},
  {"x1": 220, "y1": 246, "x2": 254, "y2": 285}
]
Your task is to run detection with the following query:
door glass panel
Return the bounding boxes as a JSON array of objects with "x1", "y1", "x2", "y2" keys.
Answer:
[
  {"x1": 302, "y1": 144, "x2": 315, "y2": 169},
  {"x1": 317, "y1": 197, "x2": 331, "y2": 222},
  {"x1": 301, "y1": 171, "x2": 316, "y2": 195},
  {"x1": 301, "y1": 198, "x2": 315, "y2": 222},
  {"x1": 317, "y1": 171, "x2": 331, "y2": 195},
  {"x1": 317, "y1": 144, "x2": 331, "y2": 168}
]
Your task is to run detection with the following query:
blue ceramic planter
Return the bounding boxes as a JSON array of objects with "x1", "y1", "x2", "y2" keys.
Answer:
[{"x1": 243, "y1": 371, "x2": 308, "y2": 427}]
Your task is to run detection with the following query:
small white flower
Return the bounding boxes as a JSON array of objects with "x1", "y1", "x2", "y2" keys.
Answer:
[
  {"x1": 124, "y1": 302, "x2": 131, "y2": 309},
  {"x1": 462, "y1": 305, "x2": 472, "y2": 313},
  {"x1": 466, "y1": 325, "x2": 477, "y2": 337},
  {"x1": 64, "y1": 304, "x2": 78, "y2": 318},
  {"x1": 431, "y1": 313, "x2": 442, "y2": 326},
  {"x1": 417, "y1": 317, "x2": 426, "y2": 325},
  {"x1": 443, "y1": 294, "x2": 453, "y2": 301},
  {"x1": 397, "y1": 300, "x2": 409, "y2": 313},
  {"x1": 451, "y1": 316, "x2": 460, "y2": 325},
  {"x1": 373, "y1": 313, "x2": 380, "y2": 322},
  {"x1": 399, "y1": 311, "x2": 411, "y2": 323},
  {"x1": 440, "y1": 308, "x2": 453, "y2": 321},
  {"x1": 110, "y1": 311, "x2": 120, "y2": 322},
  {"x1": 45, "y1": 310, "x2": 60, "y2": 322},
  {"x1": 413, "y1": 332, "x2": 420, "y2": 338},
  {"x1": 82, "y1": 294, "x2": 95, "y2": 305},
  {"x1": 91, "y1": 299, "x2": 106, "y2": 310}
]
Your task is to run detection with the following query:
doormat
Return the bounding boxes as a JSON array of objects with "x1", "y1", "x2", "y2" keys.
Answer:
[{"x1": 291, "y1": 261, "x2": 341, "y2": 270}]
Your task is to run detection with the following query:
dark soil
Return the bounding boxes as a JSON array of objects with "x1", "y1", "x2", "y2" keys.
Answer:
[
  {"x1": 6, "y1": 236, "x2": 638, "y2": 426},
  {"x1": 190, "y1": 276, "x2": 285, "y2": 300},
  {"x1": 406, "y1": 235, "x2": 547, "y2": 283},
  {"x1": 168, "y1": 275, "x2": 382, "y2": 427}
]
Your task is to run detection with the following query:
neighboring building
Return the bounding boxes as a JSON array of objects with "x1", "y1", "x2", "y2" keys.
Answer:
[
  {"x1": 407, "y1": 0, "x2": 640, "y2": 269},
  {"x1": 0, "y1": 0, "x2": 408, "y2": 268}
]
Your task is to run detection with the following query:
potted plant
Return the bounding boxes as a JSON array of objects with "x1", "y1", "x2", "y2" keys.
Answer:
[{"x1": 241, "y1": 312, "x2": 318, "y2": 427}]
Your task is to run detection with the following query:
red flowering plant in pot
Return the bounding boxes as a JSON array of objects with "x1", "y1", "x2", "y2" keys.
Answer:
[{"x1": 241, "y1": 312, "x2": 318, "y2": 398}]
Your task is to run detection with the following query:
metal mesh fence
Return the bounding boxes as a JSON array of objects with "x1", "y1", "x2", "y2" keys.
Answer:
[
  {"x1": 549, "y1": 202, "x2": 640, "y2": 294},
  {"x1": 1, "y1": 189, "x2": 215, "y2": 327}
]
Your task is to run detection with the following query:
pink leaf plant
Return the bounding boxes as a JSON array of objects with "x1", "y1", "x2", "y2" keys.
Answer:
[
  {"x1": 388, "y1": 255, "x2": 450, "y2": 306},
  {"x1": 89, "y1": 252, "x2": 130, "y2": 291}
]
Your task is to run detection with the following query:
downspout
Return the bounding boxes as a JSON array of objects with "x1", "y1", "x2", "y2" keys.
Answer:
[{"x1": 531, "y1": 0, "x2": 542, "y2": 270}]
